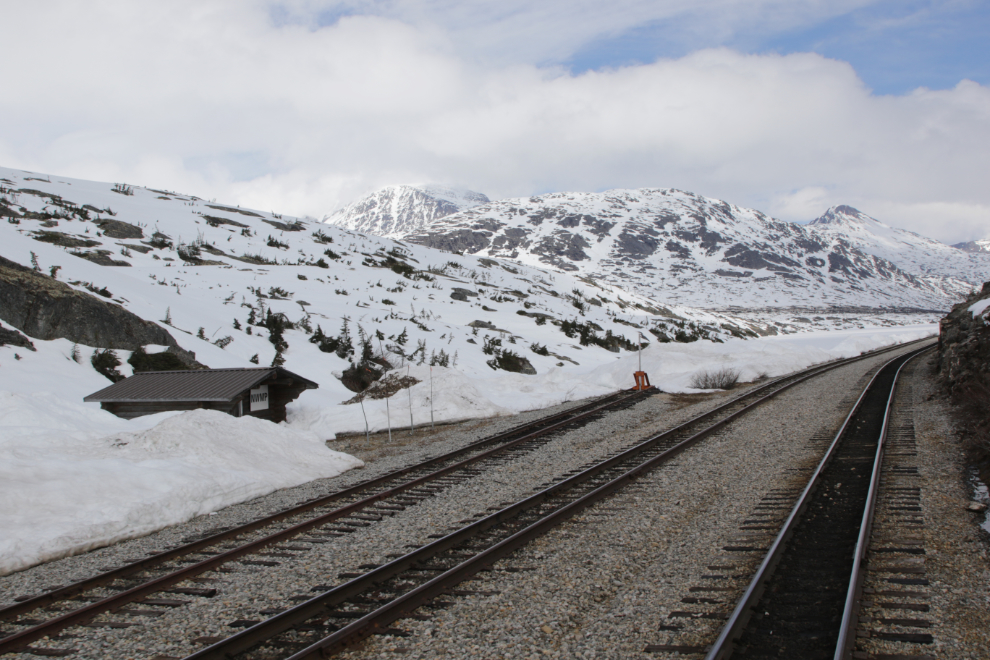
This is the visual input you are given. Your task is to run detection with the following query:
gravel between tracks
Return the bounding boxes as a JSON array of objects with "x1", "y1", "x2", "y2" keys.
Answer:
[
  {"x1": 331, "y1": 343, "x2": 932, "y2": 660},
  {"x1": 2, "y1": 342, "x2": 959, "y2": 660}
]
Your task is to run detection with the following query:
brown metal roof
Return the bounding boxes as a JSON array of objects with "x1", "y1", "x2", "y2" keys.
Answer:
[{"x1": 83, "y1": 367, "x2": 318, "y2": 403}]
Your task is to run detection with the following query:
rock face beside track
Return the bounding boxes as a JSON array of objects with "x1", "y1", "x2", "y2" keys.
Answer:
[
  {"x1": 937, "y1": 281, "x2": 990, "y2": 397},
  {"x1": 936, "y1": 280, "x2": 990, "y2": 484}
]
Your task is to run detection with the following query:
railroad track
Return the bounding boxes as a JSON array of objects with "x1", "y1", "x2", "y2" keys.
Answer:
[
  {"x1": 170, "y1": 339, "x2": 934, "y2": 660},
  {"x1": 701, "y1": 344, "x2": 932, "y2": 660},
  {"x1": 0, "y1": 386, "x2": 652, "y2": 656}
]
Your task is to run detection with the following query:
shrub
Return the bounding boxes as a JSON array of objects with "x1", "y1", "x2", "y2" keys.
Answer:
[
  {"x1": 148, "y1": 233, "x2": 173, "y2": 249},
  {"x1": 310, "y1": 324, "x2": 340, "y2": 354},
  {"x1": 482, "y1": 335, "x2": 502, "y2": 355},
  {"x1": 689, "y1": 367, "x2": 740, "y2": 390},
  {"x1": 177, "y1": 242, "x2": 201, "y2": 261},
  {"x1": 530, "y1": 342, "x2": 549, "y2": 356},
  {"x1": 486, "y1": 348, "x2": 533, "y2": 374},
  {"x1": 91, "y1": 348, "x2": 124, "y2": 382}
]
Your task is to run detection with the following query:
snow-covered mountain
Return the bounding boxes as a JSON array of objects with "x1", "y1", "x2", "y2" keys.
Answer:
[
  {"x1": 324, "y1": 185, "x2": 490, "y2": 239},
  {"x1": 2, "y1": 166, "x2": 804, "y2": 397},
  {"x1": 952, "y1": 239, "x2": 990, "y2": 254},
  {"x1": 398, "y1": 189, "x2": 969, "y2": 311},
  {"x1": 809, "y1": 205, "x2": 989, "y2": 288}
]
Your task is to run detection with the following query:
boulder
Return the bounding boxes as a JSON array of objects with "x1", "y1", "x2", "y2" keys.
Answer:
[{"x1": 0, "y1": 255, "x2": 178, "y2": 350}]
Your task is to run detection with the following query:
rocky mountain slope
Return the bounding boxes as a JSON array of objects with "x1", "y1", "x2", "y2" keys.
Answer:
[
  {"x1": 953, "y1": 239, "x2": 990, "y2": 254},
  {"x1": 396, "y1": 189, "x2": 972, "y2": 311},
  {"x1": 324, "y1": 185, "x2": 489, "y2": 239},
  {"x1": 4, "y1": 166, "x2": 817, "y2": 394},
  {"x1": 809, "y1": 205, "x2": 989, "y2": 286}
]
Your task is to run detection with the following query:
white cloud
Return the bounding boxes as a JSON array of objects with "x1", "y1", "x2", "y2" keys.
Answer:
[{"x1": 0, "y1": 1, "x2": 987, "y2": 244}]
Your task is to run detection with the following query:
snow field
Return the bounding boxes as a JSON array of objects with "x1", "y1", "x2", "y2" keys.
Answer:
[{"x1": 0, "y1": 336, "x2": 363, "y2": 576}]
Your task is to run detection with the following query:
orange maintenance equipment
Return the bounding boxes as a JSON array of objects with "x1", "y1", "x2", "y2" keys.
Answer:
[{"x1": 633, "y1": 371, "x2": 651, "y2": 391}]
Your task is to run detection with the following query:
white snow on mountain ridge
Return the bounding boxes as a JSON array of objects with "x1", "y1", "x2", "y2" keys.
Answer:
[
  {"x1": 325, "y1": 184, "x2": 489, "y2": 239},
  {"x1": 953, "y1": 239, "x2": 990, "y2": 254},
  {"x1": 399, "y1": 188, "x2": 976, "y2": 311},
  {"x1": 809, "y1": 205, "x2": 989, "y2": 289}
]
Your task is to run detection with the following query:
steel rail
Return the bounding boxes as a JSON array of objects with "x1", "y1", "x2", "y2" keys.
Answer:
[
  {"x1": 833, "y1": 348, "x2": 926, "y2": 660},
  {"x1": 704, "y1": 345, "x2": 932, "y2": 660},
  {"x1": 0, "y1": 388, "x2": 649, "y2": 655},
  {"x1": 185, "y1": 338, "x2": 935, "y2": 660}
]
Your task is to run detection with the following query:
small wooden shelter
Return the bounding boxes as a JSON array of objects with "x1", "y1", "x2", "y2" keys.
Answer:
[{"x1": 83, "y1": 367, "x2": 318, "y2": 423}]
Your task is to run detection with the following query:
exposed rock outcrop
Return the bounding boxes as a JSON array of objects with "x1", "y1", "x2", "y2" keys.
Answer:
[
  {"x1": 0, "y1": 255, "x2": 177, "y2": 350},
  {"x1": 937, "y1": 282, "x2": 990, "y2": 398},
  {"x1": 0, "y1": 321, "x2": 35, "y2": 350},
  {"x1": 937, "y1": 282, "x2": 990, "y2": 485},
  {"x1": 96, "y1": 219, "x2": 143, "y2": 239}
]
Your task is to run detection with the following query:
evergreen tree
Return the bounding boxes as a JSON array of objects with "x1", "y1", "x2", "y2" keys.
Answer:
[{"x1": 335, "y1": 318, "x2": 354, "y2": 360}]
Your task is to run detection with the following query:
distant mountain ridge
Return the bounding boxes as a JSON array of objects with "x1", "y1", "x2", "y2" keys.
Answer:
[
  {"x1": 952, "y1": 239, "x2": 990, "y2": 254},
  {"x1": 324, "y1": 185, "x2": 489, "y2": 238},
  {"x1": 808, "y1": 205, "x2": 990, "y2": 286},
  {"x1": 382, "y1": 189, "x2": 981, "y2": 310}
]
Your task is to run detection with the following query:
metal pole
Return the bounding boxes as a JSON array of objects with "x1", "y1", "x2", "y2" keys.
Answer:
[
  {"x1": 359, "y1": 397, "x2": 369, "y2": 443},
  {"x1": 636, "y1": 332, "x2": 645, "y2": 371},
  {"x1": 377, "y1": 337, "x2": 392, "y2": 443},
  {"x1": 407, "y1": 364, "x2": 415, "y2": 436},
  {"x1": 430, "y1": 365, "x2": 435, "y2": 430}
]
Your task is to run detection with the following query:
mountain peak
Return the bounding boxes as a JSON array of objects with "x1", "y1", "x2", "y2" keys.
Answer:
[
  {"x1": 324, "y1": 184, "x2": 490, "y2": 238},
  {"x1": 809, "y1": 205, "x2": 873, "y2": 226}
]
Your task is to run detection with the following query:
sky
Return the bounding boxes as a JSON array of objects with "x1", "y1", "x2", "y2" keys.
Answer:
[{"x1": 0, "y1": 0, "x2": 988, "y2": 243}]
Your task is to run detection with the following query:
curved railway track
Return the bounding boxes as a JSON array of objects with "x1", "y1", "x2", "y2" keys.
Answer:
[
  {"x1": 174, "y1": 339, "x2": 934, "y2": 660},
  {"x1": 0, "y1": 387, "x2": 652, "y2": 656},
  {"x1": 704, "y1": 345, "x2": 932, "y2": 660}
]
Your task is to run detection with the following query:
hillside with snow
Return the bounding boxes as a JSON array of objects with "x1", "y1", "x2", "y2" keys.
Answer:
[
  {"x1": 325, "y1": 185, "x2": 490, "y2": 239},
  {"x1": 809, "y1": 205, "x2": 990, "y2": 288},
  {"x1": 395, "y1": 189, "x2": 972, "y2": 311},
  {"x1": 0, "y1": 165, "x2": 941, "y2": 572}
]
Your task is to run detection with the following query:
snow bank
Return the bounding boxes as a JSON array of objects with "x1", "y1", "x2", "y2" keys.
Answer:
[
  {"x1": 0, "y1": 323, "x2": 934, "y2": 575},
  {"x1": 0, "y1": 406, "x2": 362, "y2": 576},
  {"x1": 288, "y1": 324, "x2": 938, "y2": 436},
  {"x1": 969, "y1": 298, "x2": 990, "y2": 319}
]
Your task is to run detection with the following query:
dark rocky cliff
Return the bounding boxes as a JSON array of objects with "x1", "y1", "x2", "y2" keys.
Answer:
[
  {"x1": 937, "y1": 282, "x2": 990, "y2": 397},
  {"x1": 937, "y1": 282, "x2": 990, "y2": 484},
  {"x1": 0, "y1": 254, "x2": 178, "y2": 350}
]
